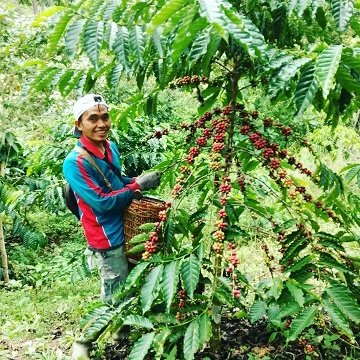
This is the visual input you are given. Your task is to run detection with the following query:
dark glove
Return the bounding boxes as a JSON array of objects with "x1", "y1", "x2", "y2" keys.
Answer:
[{"x1": 136, "y1": 171, "x2": 161, "y2": 191}]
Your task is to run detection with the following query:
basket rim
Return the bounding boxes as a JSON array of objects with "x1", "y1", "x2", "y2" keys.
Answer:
[{"x1": 127, "y1": 196, "x2": 166, "y2": 210}]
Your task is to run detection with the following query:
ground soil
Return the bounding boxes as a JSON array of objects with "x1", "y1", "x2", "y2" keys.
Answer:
[{"x1": 101, "y1": 317, "x2": 359, "y2": 360}]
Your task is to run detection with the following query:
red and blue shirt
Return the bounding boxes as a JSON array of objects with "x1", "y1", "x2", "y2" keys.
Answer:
[{"x1": 63, "y1": 136, "x2": 140, "y2": 251}]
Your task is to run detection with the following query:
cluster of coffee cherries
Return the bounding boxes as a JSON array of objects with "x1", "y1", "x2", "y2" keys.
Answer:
[
  {"x1": 225, "y1": 242, "x2": 241, "y2": 298},
  {"x1": 170, "y1": 75, "x2": 208, "y2": 88},
  {"x1": 241, "y1": 111, "x2": 339, "y2": 222},
  {"x1": 176, "y1": 288, "x2": 187, "y2": 321},
  {"x1": 141, "y1": 202, "x2": 171, "y2": 261}
]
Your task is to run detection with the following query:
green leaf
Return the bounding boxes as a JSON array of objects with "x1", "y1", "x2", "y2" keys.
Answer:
[
  {"x1": 295, "y1": 64, "x2": 319, "y2": 117},
  {"x1": 82, "y1": 307, "x2": 117, "y2": 342},
  {"x1": 331, "y1": 0, "x2": 354, "y2": 31},
  {"x1": 286, "y1": 282, "x2": 305, "y2": 307},
  {"x1": 148, "y1": 0, "x2": 190, "y2": 33},
  {"x1": 27, "y1": 67, "x2": 62, "y2": 93},
  {"x1": 198, "y1": 313, "x2": 212, "y2": 349},
  {"x1": 326, "y1": 280, "x2": 360, "y2": 323},
  {"x1": 188, "y1": 28, "x2": 212, "y2": 66},
  {"x1": 130, "y1": 25, "x2": 146, "y2": 67},
  {"x1": 336, "y1": 64, "x2": 360, "y2": 94},
  {"x1": 198, "y1": 0, "x2": 229, "y2": 40},
  {"x1": 183, "y1": 320, "x2": 200, "y2": 360},
  {"x1": 83, "y1": 21, "x2": 104, "y2": 70},
  {"x1": 284, "y1": 255, "x2": 312, "y2": 274},
  {"x1": 249, "y1": 301, "x2": 267, "y2": 324},
  {"x1": 350, "y1": 16, "x2": 360, "y2": 35},
  {"x1": 65, "y1": 19, "x2": 86, "y2": 60},
  {"x1": 162, "y1": 261, "x2": 180, "y2": 311},
  {"x1": 113, "y1": 26, "x2": 132, "y2": 76},
  {"x1": 314, "y1": 45, "x2": 343, "y2": 99},
  {"x1": 141, "y1": 264, "x2": 164, "y2": 313},
  {"x1": 287, "y1": 306, "x2": 317, "y2": 342},
  {"x1": 279, "y1": 301, "x2": 301, "y2": 318},
  {"x1": 171, "y1": 11, "x2": 206, "y2": 64},
  {"x1": 60, "y1": 69, "x2": 85, "y2": 96},
  {"x1": 269, "y1": 57, "x2": 312, "y2": 99},
  {"x1": 129, "y1": 232, "x2": 149, "y2": 244},
  {"x1": 33, "y1": 6, "x2": 66, "y2": 26},
  {"x1": 341, "y1": 164, "x2": 360, "y2": 184},
  {"x1": 129, "y1": 332, "x2": 155, "y2": 360},
  {"x1": 125, "y1": 261, "x2": 150, "y2": 290},
  {"x1": 181, "y1": 254, "x2": 200, "y2": 299},
  {"x1": 153, "y1": 328, "x2": 172, "y2": 358},
  {"x1": 123, "y1": 315, "x2": 153, "y2": 329},
  {"x1": 323, "y1": 299, "x2": 354, "y2": 338},
  {"x1": 127, "y1": 243, "x2": 145, "y2": 254},
  {"x1": 202, "y1": 28, "x2": 222, "y2": 70},
  {"x1": 223, "y1": 7, "x2": 266, "y2": 58},
  {"x1": 280, "y1": 237, "x2": 308, "y2": 264},
  {"x1": 275, "y1": 219, "x2": 297, "y2": 233},
  {"x1": 47, "y1": 10, "x2": 73, "y2": 55},
  {"x1": 318, "y1": 252, "x2": 354, "y2": 274}
]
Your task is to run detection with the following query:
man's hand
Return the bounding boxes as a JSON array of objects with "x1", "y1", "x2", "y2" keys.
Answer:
[{"x1": 136, "y1": 171, "x2": 161, "y2": 191}]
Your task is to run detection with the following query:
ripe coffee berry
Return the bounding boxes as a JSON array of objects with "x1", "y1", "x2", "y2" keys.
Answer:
[
  {"x1": 214, "y1": 133, "x2": 225, "y2": 142},
  {"x1": 279, "y1": 149, "x2": 287, "y2": 159},
  {"x1": 218, "y1": 209, "x2": 227, "y2": 218},
  {"x1": 222, "y1": 105, "x2": 232, "y2": 114},
  {"x1": 196, "y1": 137, "x2": 207, "y2": 146},
  {"x1": 249, "y1": 133, "x2": 261, "y2": 143},
  {"x1": 213, "y1": 230, "x2": 225, "y2": 241},
  {"x1": 202, "y1": 128, "x2": 212, "y2": 139},
  {"x1": 212, "y1": 241, "x2": 223, "y2": 252},
  {"x1": 189, "y1": 147, "x2": 200, "y2": 156},
  {"x1": 220, "y1": 183, "x2": 232, "y2": 194},
  {"x1": 269, "y1": 158, "x2": 281, "y2": 169},
  {"x1": 158, "y1": 210, "x2": 168, "y2": 221},
  {"x1": 263, "y1": 148, "x2": 274, "y2": 159},
  {"x1": 212, "y1": 142, "x2": 225, "y2": 152},
  {"x1": 240, "y1": 125, "x2": 251, "y2": 135},
  {"x1": 216, "y1": 220, "x2": 228, "y2": 229},
  {"x1": 251, "y1": 110, "x2": 259, "y2": 119},
  {"x1": 263, "y1": 117, "x2": 273, "y2": 127},
  {"x1": 254, "y1": 139, "x2": 267, "y2": 149},
  {"x1": 282, "y1": 127, "x2": 292, "y2": 136},
  {"x1": 288, "y1": 156, "x2": 296, "y2": 165}
]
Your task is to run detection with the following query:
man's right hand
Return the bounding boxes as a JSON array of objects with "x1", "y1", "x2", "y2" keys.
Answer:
[{"x1": 136, "y1": 171, "x2": 161, "y2": 191}]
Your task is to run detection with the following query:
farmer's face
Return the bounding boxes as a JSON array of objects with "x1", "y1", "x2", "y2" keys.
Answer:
[{"x1": 75, "y1": 104, "x2": 110, "y2": 146}]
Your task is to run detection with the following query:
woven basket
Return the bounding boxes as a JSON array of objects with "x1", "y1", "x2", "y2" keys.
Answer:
[{"x1": 124, "y1": 196, "x2": 166, "y2": 263}]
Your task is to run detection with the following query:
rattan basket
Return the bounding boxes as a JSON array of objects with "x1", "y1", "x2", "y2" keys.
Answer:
[{"x1": 124, "y1": 196, "x2": 166, "y2": 263}]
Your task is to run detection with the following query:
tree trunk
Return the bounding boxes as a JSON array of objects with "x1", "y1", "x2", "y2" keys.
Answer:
[
  {"x1": 0, "y1": 216, "x2": 9, "y2": 283},
  {"x1": 31, "y1": 0, "x2": 39, "y2": 14},
  {"x1": 0, "y1": 132, "x2": 9, "y2": 283}
]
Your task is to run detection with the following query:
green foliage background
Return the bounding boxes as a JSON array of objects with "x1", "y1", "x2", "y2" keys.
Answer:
[{"x1": 1, "y1": 0, "x2": 360, "y2": 359}]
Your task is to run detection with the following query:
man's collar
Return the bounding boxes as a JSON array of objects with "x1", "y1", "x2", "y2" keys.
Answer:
[{"x1": 78, "y1": 136, "x2": 110, "y2": 159}]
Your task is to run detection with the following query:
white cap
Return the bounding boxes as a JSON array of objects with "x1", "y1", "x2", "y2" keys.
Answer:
[{"x1": 73, "y1": 94, "x2": 108, "y2": 120}]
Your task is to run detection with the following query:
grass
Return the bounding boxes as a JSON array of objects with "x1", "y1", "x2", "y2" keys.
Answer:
[{"x1": 0, "y1": 237, "x2": 100, "y2": 360}]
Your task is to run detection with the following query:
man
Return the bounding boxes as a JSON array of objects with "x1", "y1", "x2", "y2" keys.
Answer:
[{"x1": 63, "y1": 94, "x2": 160, "y2": 359}]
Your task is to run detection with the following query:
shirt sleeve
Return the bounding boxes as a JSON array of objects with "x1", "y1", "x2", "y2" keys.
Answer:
[{"x1": 63, "y1": 154, "x2": 140, "y2": 213}]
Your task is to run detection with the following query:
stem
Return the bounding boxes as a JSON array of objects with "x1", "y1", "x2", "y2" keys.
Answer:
[{"x1": 209, "y1": 254, "x2": 222, "y2": 353}]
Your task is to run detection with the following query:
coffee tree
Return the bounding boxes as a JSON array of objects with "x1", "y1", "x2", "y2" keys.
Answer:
[{"x1": 21, "y1": 0, "x2": 360, "y2": 358}]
